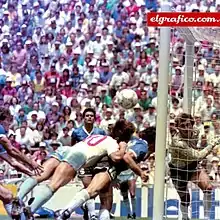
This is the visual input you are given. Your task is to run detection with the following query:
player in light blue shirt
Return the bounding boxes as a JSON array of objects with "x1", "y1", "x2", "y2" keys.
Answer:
[
  {"x1": 117, "y1": 136, "x2": 149, "y2": 219},
  {"x1": 71, "y1": 108, "x2": 106, "y2": 144},
  {"x1": 71, "y1": 107, "x2": 106, "y2": 220}
]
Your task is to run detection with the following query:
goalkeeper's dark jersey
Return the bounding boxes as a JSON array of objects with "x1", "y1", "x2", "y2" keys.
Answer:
[{"x1": 170, "y1": 131, "x2": 213, "y2": 168}]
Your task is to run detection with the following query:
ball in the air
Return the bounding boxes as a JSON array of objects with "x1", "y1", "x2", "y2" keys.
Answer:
[{"x1": 117, "y1": 89, "x2": 138, "y2": 109}]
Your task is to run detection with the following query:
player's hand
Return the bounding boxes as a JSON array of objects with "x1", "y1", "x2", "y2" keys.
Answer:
[
  {"x1": 26, "y1": 169, "x2": 35, "y2": 177},
  {"x1": 140, "y1": 170, "x2": 149, "y2": 183},
  {"x1": 30, "y1": 161, "x2": 44, "y2": 176}
]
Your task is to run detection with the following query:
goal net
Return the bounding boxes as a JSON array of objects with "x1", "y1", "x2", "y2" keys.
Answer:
[
  {"x1": 163, "y1": 26, "x2": 220, "y2": 220},
  {"x1": 177, "y1": 27, "x2": 220, "y2": 47}
]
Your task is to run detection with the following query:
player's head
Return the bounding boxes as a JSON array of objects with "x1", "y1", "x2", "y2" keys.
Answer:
[
  {"x1": 139, "y1": 127, "x2": 156, "y2": 152},
  {"x1": 111, "y1": 120, "x2": 135, "y2": 143},
  {"x1": 175, "y1": 113, "x2": 194, "y2": 138},
  {"x1": 83, "y1": 108, "x2": 96, "y2": 125},
  {"x1": 0, "y1": 107, "x2": 12, "y2": 132}
]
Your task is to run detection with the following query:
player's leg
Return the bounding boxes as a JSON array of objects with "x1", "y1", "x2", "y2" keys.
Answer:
[
  {"x1": 0, "y1": 184, "x2": 26, "y2": 220},
  {"x1": 28, "y1": 146, "x2": 86, "y2": 213},
  {"x1": 128, "y1": 177, "x2": 137, "y2": 219},
  {"x1": 120, "y1": 181, "x2": 132, "y2": 218},
  {"x1": 0, "y1": 184, "x2": 14, "y2": 216},
  {"x1": 18, "y1": 158, "x2": 60, "y2": 200},
  {"x1": 169, "y1": 165, "x2": 190, "y2": 220},
  {"x1": 81, "y1": 174, "x2": 96, "y2": 220},
  {"x1": 99, "y1": 184, "x2": 113, "y2": 220},
  {"x1": 177, "y1": 187, "x2": 190, "y2": 220},
  {"x1": 58, "y1": 171, "x2": 112, "y2": 219},
  {"x1": 192, "y1": 168, "x2": 212, "y2": 219},
  {"x1": 30, "y1": 162, "x2": 77, "y2": 213}
]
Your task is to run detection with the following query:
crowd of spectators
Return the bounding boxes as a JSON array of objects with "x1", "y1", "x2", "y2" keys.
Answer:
[{"x1": 0, "y1": 0, "x2": 220, "y2": 184}]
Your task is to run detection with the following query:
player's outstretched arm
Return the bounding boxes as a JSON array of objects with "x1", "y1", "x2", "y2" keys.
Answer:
[
  {"x1": 123, "y1": 151, "x2": 148, "y2": 182},
  {"x1": 172, "y1": 136, "x2": 216, "y2": 160},
  {"x1": 0, "y1": 154, "x2": 33, "y2": 176},
  {"x1": 0, "y1": 136, "x2": 43, "y2": 175}
]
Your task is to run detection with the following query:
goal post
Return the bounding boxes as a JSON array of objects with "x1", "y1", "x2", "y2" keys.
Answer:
[
  {"x1": 152, "y1": 9, "x2": 220, "y2": 218},
  {"x1": 152, "y1": 2, "x2": 171, "y2": 220},
  {"x1": 183, "y1": 41, "x2": 195, "y2": 114},
  {"x1": 176, "y1": 27, "x2": 196, "y2": 114}
]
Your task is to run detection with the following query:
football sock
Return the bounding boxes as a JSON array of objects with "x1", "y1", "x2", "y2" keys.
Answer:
[
  {"x1": 85, "y1": 199, "x2": 96, "y2": 218},
  {"x1": 131, "y1": 197, "x2": 136, "y2": 214},
  {"x1": 30, "y1": 185, "x2": 53, "y2": 213},
  {"x1": 18, "y1": 177, "x2": 38, "y2": 200},
  {"x1": 122, "y1": 198, "x2": 131, "y2": 215},
  {"x1": 67, "y1": 189, "x2": 90, "y2": 214},
  {"x1": 99, "y1": 209, "x2": 110, "y2": 220},
  {"x1": 180, "y1": 204, "x2": 188, "y2": 219},
  {"x1": 204, "y1": 191, "x2": 212, "y2": 218}
]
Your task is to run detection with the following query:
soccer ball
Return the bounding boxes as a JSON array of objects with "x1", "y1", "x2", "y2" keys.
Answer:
[{"x1": 117, "y1": 89, "x2": 138, "y2": 109}]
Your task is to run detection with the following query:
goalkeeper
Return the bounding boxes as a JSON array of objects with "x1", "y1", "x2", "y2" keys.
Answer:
[{"x1": 169, "y1": 113, "x2": 219, "y2": 220}]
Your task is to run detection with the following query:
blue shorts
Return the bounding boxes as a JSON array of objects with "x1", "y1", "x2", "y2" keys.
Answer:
[{"x1": 117, "y1": 170, "x2": 136, "y2": 183}]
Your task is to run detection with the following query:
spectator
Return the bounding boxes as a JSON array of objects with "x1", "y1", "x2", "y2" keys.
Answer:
[
  {"x1": 15, "y1": 126, "x2": 35, "y2": 150},
  {"x1": 58, "y1": 127, "x2": 72, "y2": 146},
  {"x1": 32, "y1": 122, "x2": 44, "y2": 144},
  {"x1": 1, "y1": 78, "x2": 17, "y2": 102},
  {"x1": 32, "y1": 142, "x2": 48, "y2": 164}
]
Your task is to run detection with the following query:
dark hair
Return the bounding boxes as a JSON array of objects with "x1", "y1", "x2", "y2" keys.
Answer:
[
  {"x1": 175, "y1": 113, "x2": 195, "y2": 128},
  {"x1": 36, "y1": 122, "x2": 44, "y2": 131},
  {"x1": 63, "y1": 106, "x2": 71, "y2": 116},
  {"x1": 139, "y1": 127, "x2": 156, "y2": 145},
  {"x1": 82, "y1": 108, "x2": 96, "y2": 118},
  {"x1": 110, "y1": 120, "x2": 135, "y2": 143},
  {"x1": 0, "y1": 107, "x2": 11, "y2": 121},
  {"x1": 51, "y1": 132, "x2": 58, "y2": 137},
  {"x1": 67, "y1": 120, "x2": 75, "y2": 125}
]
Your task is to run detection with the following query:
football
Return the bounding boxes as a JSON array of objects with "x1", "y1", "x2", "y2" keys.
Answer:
[{"x1": 117, "y1": 89, "x2": 138, "y2": 109}]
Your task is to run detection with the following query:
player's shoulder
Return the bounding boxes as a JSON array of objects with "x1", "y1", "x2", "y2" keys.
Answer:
[
  {"x1": 0, "y1": 124, "x2": 6, "y2": 135},
  {"x1": 129, "y1": 136, "x2": 148, "y2": 148},
  {"x1": 72, "y1": 126, "x2": 83, "y2": 135},
  {"x1": 74, "y1": 126, "x2": 83, "y2": 132},
  {"x1": 93, "y1": 127, "x2": 106, "y2": 135}
]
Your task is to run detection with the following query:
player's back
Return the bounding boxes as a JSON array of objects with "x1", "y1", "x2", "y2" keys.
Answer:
[
  {"x1": 81, "y1": 135, "x2": 119, "y2": 167},
  {"x1": 118, "y1": 136, "x2": 148, "y2": 176},
  {"x1": 127, "y1": 136, "x2": 148, "y2": 162}
]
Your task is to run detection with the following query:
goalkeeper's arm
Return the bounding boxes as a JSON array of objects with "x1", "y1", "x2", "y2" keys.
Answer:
[{"x1": 172, "y1": 136, "x2": 215, "y2": 160}]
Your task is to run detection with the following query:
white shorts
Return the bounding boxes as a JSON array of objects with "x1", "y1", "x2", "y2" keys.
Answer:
[
  {"x1": 117, "y1": 170, "x2": 136, "y2": 183},
  {"x1": 62, "y1": 143, "x2": 87, "y2": 170}
]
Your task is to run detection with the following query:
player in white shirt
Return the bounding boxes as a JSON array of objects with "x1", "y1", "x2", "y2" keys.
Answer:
[{"x1": 18, "y1": 120, "x2": 135, "y2": 216}]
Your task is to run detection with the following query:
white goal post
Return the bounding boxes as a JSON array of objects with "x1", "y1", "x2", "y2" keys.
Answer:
[
  {"x1": 153, "y1": 8, "x2": 200, "y2": 220},
  {"x1": 153, "y1": 2, "x2": 171, "y2": 220}
]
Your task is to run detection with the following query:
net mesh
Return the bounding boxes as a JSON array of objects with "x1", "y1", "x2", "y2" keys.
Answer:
[
  {"x1": 177, "y1": 27, "x2": 220, "y2": 47},
  {"x1": 163, "y1": 27, "x2": 220, "y2": 219}
]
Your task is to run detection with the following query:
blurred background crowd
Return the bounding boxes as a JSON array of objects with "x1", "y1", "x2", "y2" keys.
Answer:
[{"x1": 0, "y1": 0, "x2": 220, "y2": 185}]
